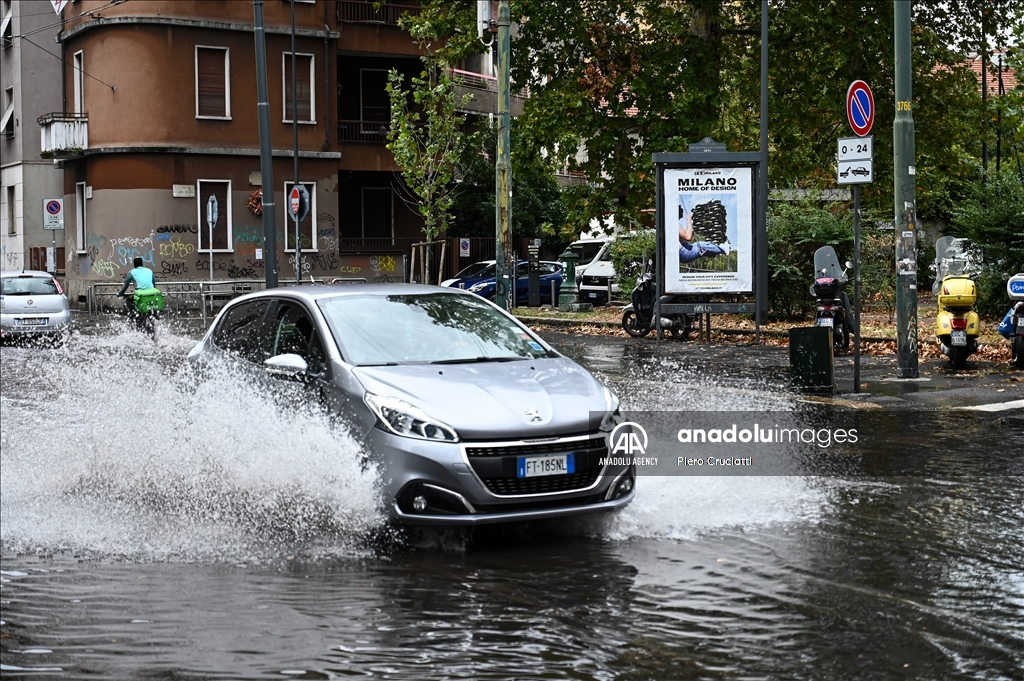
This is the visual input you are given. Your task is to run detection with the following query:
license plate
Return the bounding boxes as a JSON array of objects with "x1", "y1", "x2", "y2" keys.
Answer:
[
  {"x1": 15, "y1": 318, "x2": 47, "y2": 326},
  {"x1": 816, "y1": 317, "x2": 833, "y2": 328},
  {"x1": 588, "y1": 292, "x2": 598, "y2": 298},
  {"x1": 951, "y1": 330, "x2": 967, "y2": 346},
  {"x1": 517, "y1": 453, "x2": 575, "y2": 478},
  {"x1": 1017, "y1": 318, "x2": 1024, "y2": 327}
]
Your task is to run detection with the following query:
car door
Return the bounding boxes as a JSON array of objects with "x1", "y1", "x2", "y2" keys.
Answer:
[
  {"x1": 210, "y1": 298, "x2": 272, "y2": 364},
  {"x1": 260, "y1": 298, "x2": 335, "y2": 408}
]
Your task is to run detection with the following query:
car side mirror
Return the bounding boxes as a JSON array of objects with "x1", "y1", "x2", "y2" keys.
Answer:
[{"x1": 265, "y1": 353, "x2": 308, "y2": 378}]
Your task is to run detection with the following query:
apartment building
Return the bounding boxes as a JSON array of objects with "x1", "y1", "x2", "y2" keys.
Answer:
[
  {"x1": 1, "y1": 0, "x2": 65, "y2": 274},
  {"x1": 37, "y1": 0, "x2": 466, "y2": 302}
]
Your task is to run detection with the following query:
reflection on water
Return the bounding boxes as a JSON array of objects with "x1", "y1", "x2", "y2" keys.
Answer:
[{"x1": 2, "y1": 324, "x2": 1022, "y2": 679}]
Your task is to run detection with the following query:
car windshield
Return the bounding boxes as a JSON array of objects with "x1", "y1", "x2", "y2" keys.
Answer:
[
  {"x1": 2, "y1": 276, "x2": 60, "y2": 296},
  {"x1": 570, "y1": 242, "x2": 605, "y2": 265},
  {"x1": 317, "y1": 292, "x2": 552, "y2": 365},
  {"x1": 454, "y1": 262, "x2": 494, "y2": 279}
]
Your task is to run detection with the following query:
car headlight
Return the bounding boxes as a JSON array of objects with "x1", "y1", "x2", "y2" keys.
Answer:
[
  {"x1": 600, "y1": 386, "x2": 621, "y2": 432},
  {"x1": 364, "y1": 393, "x2": 460, "y2": 442}
]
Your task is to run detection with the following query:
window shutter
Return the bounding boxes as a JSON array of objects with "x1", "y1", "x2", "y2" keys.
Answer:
[
  {"x1": 197, "y1": 48, "x2": 226, "y2": 117},
  {"x1": 285, "y1": 55, "x2": 312, "y2": 121}
]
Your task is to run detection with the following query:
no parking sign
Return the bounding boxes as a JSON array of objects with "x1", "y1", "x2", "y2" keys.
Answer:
[{"x1": 43, "y1": 199, "x2": 64, "y2": 230}]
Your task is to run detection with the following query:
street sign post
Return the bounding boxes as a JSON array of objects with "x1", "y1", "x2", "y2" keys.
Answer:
[
  {"x1": 839, "y1": 77, "x2": 875, "y2": 393},
  {"x1": 206, "y1": 194, "x2": 219, "y2": 281},
  {"x1": 288, "y1": 184, "x2": 310, "y2": 285},
  {"x1": 43, "y1": 199, "x2": 64, "y2": 273}
]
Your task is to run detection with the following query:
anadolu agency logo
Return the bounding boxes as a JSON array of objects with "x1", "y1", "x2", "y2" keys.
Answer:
[{"x1": 608, "y1": 422, "x2": 648, "y2": 456}]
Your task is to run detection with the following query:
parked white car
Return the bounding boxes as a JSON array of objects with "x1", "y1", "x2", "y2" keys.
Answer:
[{"x1": 0, "y1": 270, "x2": 72, "y2": 345}]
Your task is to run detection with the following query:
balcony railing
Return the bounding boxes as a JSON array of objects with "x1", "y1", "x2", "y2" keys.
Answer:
[
  {"x1": 451, "y1": 68, "x2": 529, "y2": 99},
  {"x1": 338, "y1": 119, "x2": 390, "y2": 144},
  {"x1": 337, "y1": 1, "x2": 421, "y2": 26},
  {"x1": 38, "y1": 112, "x2": 88, "y2": 157}
]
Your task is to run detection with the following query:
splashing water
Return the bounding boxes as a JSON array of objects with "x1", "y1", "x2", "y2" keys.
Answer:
[{"x1": 1, "y1": 326, "x2": 385, "y2": 564}]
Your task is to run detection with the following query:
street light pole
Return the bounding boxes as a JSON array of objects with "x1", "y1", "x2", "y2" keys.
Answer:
[
  {"x1": 893, "y1": 0, "x2": 918, "y2": 378},
  {"x1": 494, "y1": 0, "x2": 512, "y2": 310},
  {"x1": 254, "y1": 0, "x2": 278, "y2": 288}
]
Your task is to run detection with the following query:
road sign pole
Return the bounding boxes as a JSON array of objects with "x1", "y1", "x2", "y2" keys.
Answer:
[
  {"x1": 894, "y1": 0, "x2": 919, "y2": 378},
  {"x1": 254, "y1": 0, "x2": 278, "y2": 288},
  {"x1": 853, "y1": 183, "x2": 861, "y2": 393}
]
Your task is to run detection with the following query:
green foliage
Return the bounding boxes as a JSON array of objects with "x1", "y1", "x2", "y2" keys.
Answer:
[
  {"x1": 386, "y1": 58, "x2": 471, "y2": 242},
  {"x1": 609, "y1": 230, "x2": 657, "y2": 297},
  {"x1": 948, "y1": 167, "x2": 1024, "y2": 316},
  {"x1": 450, "y1": 124, "x2": 568, "y2": 242}
]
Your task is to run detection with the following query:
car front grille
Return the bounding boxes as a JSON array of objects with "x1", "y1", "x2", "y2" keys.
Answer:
[{"x1": 463, "y1": 435, "x2": 609, "y2": 498}]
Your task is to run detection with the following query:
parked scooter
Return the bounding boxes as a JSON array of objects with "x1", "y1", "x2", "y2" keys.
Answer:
[
  {"x1": 810, "y1": 246, "x2": 855, "y2": 352},
  {"x1": 621, "y1": 268, "x2": 694, "y2": 339},
  {"x1": 932, "y1": 236, "x2": 980, "y2": 370},
  {"x1": 1000, "y1": 273, "x2": 1024, "y2": 369}
]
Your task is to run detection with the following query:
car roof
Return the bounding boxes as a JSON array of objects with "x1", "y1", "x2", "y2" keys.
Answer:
[
  {"x1": 0, "y1": 266, "x2": 55, "y2": 274},
  {"x1": 229, "y1": 283, "x2": 482, "y2": 305}
]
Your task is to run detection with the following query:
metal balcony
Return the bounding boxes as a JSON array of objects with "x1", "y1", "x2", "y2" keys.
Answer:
[{"x1": 38, "y1": 112, "x2": 89, "y2": 157}]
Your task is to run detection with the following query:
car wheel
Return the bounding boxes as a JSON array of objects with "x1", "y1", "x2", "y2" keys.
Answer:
[{"x1": 622, "y1": 310, "x2": 651, "y2": 338}]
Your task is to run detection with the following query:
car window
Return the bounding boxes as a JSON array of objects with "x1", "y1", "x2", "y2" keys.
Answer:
[
  {"x1": 454, "y1": 262, "x2": 489, "y2": 279},
  {"x1": 317, "y1": 292, "x2": 552, "y2": 365},
  {"x1": 266, "y1": 302, "x2": 328, "y2": 377},
  {"x1": 212, "y1": 299, "x2": 270, "y2": 361},
  {"x1": 570, "y1": 242, "x2": 605, "y2": 265},
  {"x1": 516, "y1": 263, "x2": 529, "y2": 278},
  {"x1": 540, "y1": 263, "x2": 560, "y2": 275},
  {"x1": 2, "y1": 276, "x2": 60, "y2": 296}
]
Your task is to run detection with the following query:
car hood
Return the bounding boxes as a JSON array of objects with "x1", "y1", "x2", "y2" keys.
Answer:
[
  {"x1": 352, "y1": 357, "x2": 608, "y2": 439},
  {"x1": 1, "y1": 294, "x2": 68, "y2": 314}
]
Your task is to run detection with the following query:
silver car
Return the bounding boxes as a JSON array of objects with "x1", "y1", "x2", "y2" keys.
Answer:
[
  {"x1": 187, "y1": 284, "x2": 634, "y2": 525},
  {"x1": 0, "y1": 270, "x2": 72, "y2": 344}
]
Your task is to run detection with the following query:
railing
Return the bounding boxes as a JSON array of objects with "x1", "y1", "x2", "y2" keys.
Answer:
[
  {"x1": 451, "y1": 68, "x2": 529, "y2": 99},
  {"x1": 88, "y1": 280, "x2": 267, "y2": 325},
  {"x1": 336, "y1": 1, "x2": 420, "y2": 26},
  {"x1": 38, "y1": 112, "x2": 88, "y2": 156},
  {"x1": 337, "y1": 119, "x2": 389, "y2": 143}
]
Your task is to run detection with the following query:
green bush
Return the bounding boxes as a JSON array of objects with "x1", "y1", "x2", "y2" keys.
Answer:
[{"x1": 609, "y1": 230, "x2": 657, "y2": 297}]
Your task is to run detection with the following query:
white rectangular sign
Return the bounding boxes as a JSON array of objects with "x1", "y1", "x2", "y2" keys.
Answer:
[
  {"x1": 42, "y1": 198, "x2": 64, "y2": 230},
  {"x1": 663, "y1": 166, "x2": 753, "y2": 294},
  {"x1": 838, "y1": 160, "x2": 873, "y2": 184},
  {"x1": 838, "y1": 136, "x2": 872, "y2": 162}
]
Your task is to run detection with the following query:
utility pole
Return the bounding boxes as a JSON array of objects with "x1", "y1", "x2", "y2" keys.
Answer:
[
  {"x1": 494, "y1": 0, "x2": 512, "y2": 310},
  {"x1": 254, "y1": 0, "x2": 278, "y2": 288},
  {"x1": 893, "y1": 0, "x2": 918, "y2": 377},
  {"x1": 291, "y1": 0, "x2": 301, "y2": 285}
]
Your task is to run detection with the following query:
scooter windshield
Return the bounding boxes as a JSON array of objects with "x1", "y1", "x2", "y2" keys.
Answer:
[
  {"x1": 932, "y1": 236, "x2": 971, "y2": 295},
  {"x1": 813, "y1": 246, "x2": 845, "y2": 282}
]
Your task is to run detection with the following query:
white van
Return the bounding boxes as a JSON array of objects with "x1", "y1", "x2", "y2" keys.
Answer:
[{"x1": 569, "y1": 218, "x2": 618, "y2": 305}]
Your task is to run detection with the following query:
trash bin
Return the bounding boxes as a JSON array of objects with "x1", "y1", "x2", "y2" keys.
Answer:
[{"x1": 789, "y1": 327, "x2": 834, "y2": 393}]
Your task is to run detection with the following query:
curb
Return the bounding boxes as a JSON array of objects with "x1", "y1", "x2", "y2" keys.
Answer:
[{"x1": 515, "y1": 315, "x2": 892, "y2": 343}]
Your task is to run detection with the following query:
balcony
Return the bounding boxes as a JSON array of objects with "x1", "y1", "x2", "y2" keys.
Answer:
[
  {"x1": 38, "y1": 112, "x2": 88, "y2": 158},
  {"x1": 451, "y1": 69, "x2": 527, "y2": 116},
  {"x1": 338, "y1": 119, "x2": 390, "y2": 144},
  {"x1": 336, "y1": 1, "x2": 421, "y2": 26}
]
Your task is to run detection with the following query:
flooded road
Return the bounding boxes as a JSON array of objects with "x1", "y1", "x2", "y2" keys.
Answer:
[{"x1": 2, "y1": 316, "x2": 1022, "y2": 679}]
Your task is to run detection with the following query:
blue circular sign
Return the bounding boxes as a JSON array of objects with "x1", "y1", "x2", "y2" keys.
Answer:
[{"x1": 846, "y1": 80, "x2": 875, "y2": 137}]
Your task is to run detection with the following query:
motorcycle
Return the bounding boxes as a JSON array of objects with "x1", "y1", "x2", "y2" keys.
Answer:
[
  {"x1": 1002, "y1": 273, "x2": 1024, "y2": 369},
  {"x1": 810, "y1": 246, "x2": 855, "y2": 352},
  {"x1": 125, "y1": 287, "x2": 164, "y2": 339},
  {"x1": 621, "y1": 269, "x2": 694, "y2": 339},
  {"x1": 932, "y1": 236, "x2": 980, "y2": 370}
]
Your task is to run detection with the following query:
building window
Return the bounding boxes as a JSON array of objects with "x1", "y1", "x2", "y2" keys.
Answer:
[
  {"x1": 75, "y1": 182, "x2": 87, "y2": 253},
  {"x1": 362, "y1": 188, "x2": 393, "y2": 239},
  {"x1": 1, "y1": 0, "x2": 13, "y2": 50},
  {"x1": 1, "y1": 87, "x2": 13, "y2": 139},
  {"x1": 73, "y1": 51, "x2": 84, "y2": 115},
  {"x1": 360, "y1": 69, "x2": 389, "y2": 133},
  {"x1": 196, "y1": 180, "x2": 232, "y2": 252},
  {"x1": 6, "y1": 185, "x2": 15, "y2": 236},
  {"x1": 283, "y1": 181, "x2": 317, "y2": 252},
  {"x1": 282, "y1": 53, "x2": 314, "y2": 123},
  {"x1": 196, "y1": 46, "x2": 230, "y2": 119}
]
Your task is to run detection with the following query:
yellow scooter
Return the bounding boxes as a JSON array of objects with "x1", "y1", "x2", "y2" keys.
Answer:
[{"x1": 932, "y1": 237, "x2": 980, "y2": 370}]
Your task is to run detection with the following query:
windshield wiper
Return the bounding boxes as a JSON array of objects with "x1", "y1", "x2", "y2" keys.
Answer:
[
  {"x1": 356, "y1": 361, "x2": 401, "y2": 367},
  {"x1": 431, "y1": 356, "x2": 525, "y2": 364}
]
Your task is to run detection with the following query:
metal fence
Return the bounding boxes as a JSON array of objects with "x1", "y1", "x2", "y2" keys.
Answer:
[
  {"x1": 336, "y1": 1, "x2": 420, "y2": 26},
  {"x1": 88, "y1": 280, "x2": 267, "y2": 325}
]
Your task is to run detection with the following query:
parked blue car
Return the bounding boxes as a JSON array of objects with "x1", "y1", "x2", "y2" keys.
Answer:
[{"x1": 441, "y1": 260, "x2": 563, "y2": 304}]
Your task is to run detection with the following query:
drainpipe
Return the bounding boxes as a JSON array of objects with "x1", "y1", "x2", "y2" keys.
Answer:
[{"x1": 322, "y1": 1, "x2": 330, "y2": 151}]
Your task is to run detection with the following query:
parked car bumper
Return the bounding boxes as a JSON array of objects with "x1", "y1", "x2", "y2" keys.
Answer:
[{"x1": 0, "y1": 311, "x2": 72, "y2": 339}]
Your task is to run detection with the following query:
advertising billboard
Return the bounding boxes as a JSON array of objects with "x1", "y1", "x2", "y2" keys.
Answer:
[{"x1": 663, "y1": 166, "x2": 753, "y2": 293}]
